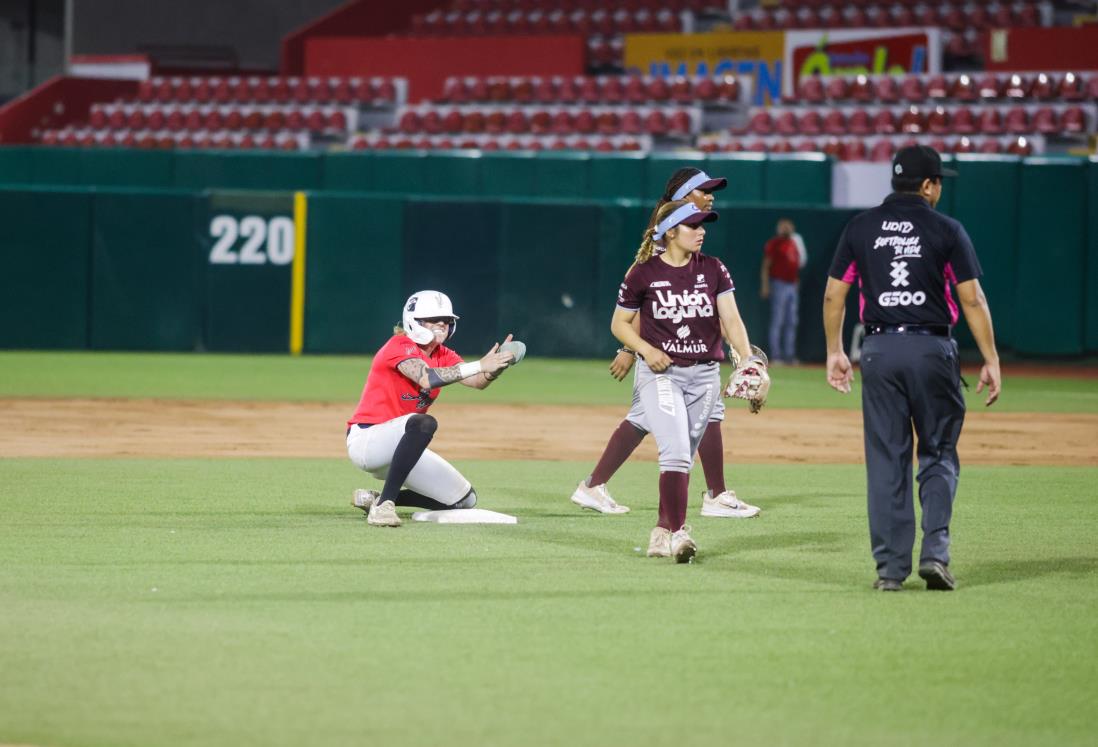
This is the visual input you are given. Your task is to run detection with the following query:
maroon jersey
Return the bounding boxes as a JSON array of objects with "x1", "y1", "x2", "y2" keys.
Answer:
[{"x1": 617, "y1": 253, "x2": 734, "y2": 365}]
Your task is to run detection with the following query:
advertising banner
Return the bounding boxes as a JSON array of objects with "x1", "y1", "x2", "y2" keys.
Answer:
[
  {"x1": 623, "y1": 32, "x2": 786, "y2": 105},
  {"x1": 784, "y1": 28, "x2": 940, "y2": 93},
  {"x1": 984, "y1": 27, "x2": 1098, "y2": 71}
]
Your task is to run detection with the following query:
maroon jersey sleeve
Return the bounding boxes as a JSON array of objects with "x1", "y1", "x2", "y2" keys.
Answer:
[
  {"x1": 714, "y1": 257, "x2": 735, "y2": 295},
  {"x1": 616, "y1": 264, "x2": 645, "y2": 310}
]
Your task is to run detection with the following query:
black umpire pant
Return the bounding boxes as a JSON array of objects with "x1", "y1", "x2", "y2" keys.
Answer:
[{"x1": 860, "y1": 332, "x2": 966, "y2": 581}]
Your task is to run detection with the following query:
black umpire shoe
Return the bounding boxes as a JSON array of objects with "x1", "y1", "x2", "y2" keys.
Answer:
[
  {"x1": 873, "y1": 578, "x2": 903, "y2": 591},
  {"x1": 918, "y1": 561, "x2": 956, "y2": 591}
]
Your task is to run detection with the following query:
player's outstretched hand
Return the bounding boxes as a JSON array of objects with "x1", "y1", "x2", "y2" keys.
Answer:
[
  {"x1": 826, "y1": 352, "x2": 853, "y2": 394},
  {"x1": 976, "y1": 360, "x2": 1001, "y2": 407},
  {"x1": 480, "y1": 335, "x2": 515, "y2": 376},
  {"x1": 609, "y1": 350, "x2": 636, "y2": 381}
]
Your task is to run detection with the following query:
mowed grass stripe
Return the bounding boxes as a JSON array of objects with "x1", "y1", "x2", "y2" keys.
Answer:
[
  {"x1": 1, "y1": 351, "x2": 1096, "y2": 412},
  {"x1": 1, "y1": 458, "x2": 1096, "y2": 747}
]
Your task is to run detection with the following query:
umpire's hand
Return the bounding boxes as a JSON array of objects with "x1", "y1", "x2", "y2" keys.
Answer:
[{"x1": 826, "y1": 352, "x2": 853, "y2": 394}]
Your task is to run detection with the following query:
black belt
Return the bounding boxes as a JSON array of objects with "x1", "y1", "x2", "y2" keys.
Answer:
[
  {"x1": 865, "y1": 324, "x2": 950, "y2": 337},
  {"x1": 345, "y1": 423, "x2": 374, "y2": 435}
]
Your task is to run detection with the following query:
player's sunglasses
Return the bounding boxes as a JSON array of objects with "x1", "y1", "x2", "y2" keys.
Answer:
[{"x1": 419, "y1": 317, "x2": 455, "y2": 325}]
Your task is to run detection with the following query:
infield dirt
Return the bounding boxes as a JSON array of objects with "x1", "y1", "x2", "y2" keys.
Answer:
[{"x1": 2, "y1": 398, "x2": 1094, "y2": 466}]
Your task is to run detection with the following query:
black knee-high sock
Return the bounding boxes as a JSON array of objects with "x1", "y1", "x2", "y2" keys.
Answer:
[
  {"x1": 378, "y1": 415, "x2": 436, "y2": 505},
  {"x1": 392, "y1": 488, "x2": 453, "y2": 510}
]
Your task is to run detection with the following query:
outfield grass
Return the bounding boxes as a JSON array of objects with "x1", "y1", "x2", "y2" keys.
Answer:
[
  {"x1": 1, "y1": 458, "x2": 1096, "y2": 747},
  {"x1": 1, "y1": 351, "x2": 1096, "y2": 412}
]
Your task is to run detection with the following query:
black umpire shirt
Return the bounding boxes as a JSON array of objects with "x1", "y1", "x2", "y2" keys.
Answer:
[{"x1": 828, "y1": 193, "x2": 983, "y2": 327}]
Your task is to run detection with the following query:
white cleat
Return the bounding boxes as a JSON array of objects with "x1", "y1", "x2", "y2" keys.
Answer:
[
  {"x1": 670, "y1": 525, "x2": 697, "y2": 564},
  {"x1": 570, "y1": 480, "x2": 630, "y2": 514},
  {"x1": 367, "y1": 499, "x2": 402, "y2": 527},
  {"x1": 647, "y1": 527, "x2": 672, "y2": 558},
  {"x1": 352, "y1": 489, "x2": 379, "y2": 513},
  {"x1": 700, "y1": 489, "x2": 761, "y2": 519}
]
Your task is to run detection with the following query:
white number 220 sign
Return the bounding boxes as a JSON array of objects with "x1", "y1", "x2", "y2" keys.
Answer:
[{"x1": 209, "y1": 215, "x2": 295, "y2": 265}]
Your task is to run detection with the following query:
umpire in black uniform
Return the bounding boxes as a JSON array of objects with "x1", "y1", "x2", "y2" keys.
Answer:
[{"x1": 822, "y1": 145, "x2": 1002, "y2": 592}]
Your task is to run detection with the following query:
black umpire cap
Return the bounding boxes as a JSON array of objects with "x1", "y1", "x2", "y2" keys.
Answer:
[{"x1": 891, "y1": 144, "x2": 958, "y2": 180}]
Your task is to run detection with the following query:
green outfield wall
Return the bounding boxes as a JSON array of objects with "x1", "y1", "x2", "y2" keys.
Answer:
[{"x1": 0, "y1": 152, "x2": 1095, "y2": 358}]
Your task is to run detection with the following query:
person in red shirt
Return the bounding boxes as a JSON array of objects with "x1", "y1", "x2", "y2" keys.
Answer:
[
  {"x1": 347, "y1": 290, "x2": 514, "y2": 527},
  {"x1": 760, "y1": 218, "x2": 807, "y2": 364}
]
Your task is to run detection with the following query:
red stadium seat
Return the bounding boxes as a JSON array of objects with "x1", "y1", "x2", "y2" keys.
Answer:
[
  {"x1": 849, "y1": 75, "x2": 875, "y2": 102},
  {"x1": 670, "y1": 77, "x2": 694, "y2": 104},
  {"x1": 795, "y1": 138, "x2": 819, "y2": 153},
  {"x1": 506, "y1": 111, "x2": 529, "y2": 134},
  {"x1": 900, "y1": 76, "x2": 927, "y2": 103},
  {"x1": 821, "y1": 138, "x2": 843, "y2": 157},
  {"x1": 1004, "y1": 107, "x2": 1030, "y2": 134},
  {"x1": 797, "y1": 76, "x2": 826, "y2": 104},
  {"x1": 165, "y1": 109, "x2": 185, "y2": 131},
  {"x1": 842, "y1": 139, "x2": 868, "y2": 161},
  {"x1": 977, "y1": 109, "x2": 1004, "y2": 135},
  {"x1": 485, "y1": 111, "x2": 508, "y2": 135},
  {"x1": 463, "y1": 111, "x2": 486, "y2": 134},
  {"x1": 951, "y1": 107, "x2": 977, "y2": 135},
  {"x1": 876, "y1": 77, "x2": 900, "y2": 103},
  {"x1": 823, "y1": 110, "x2": 847, "y2": 136},
  {"x1": 1031, "y1": 73, "x2": 1056, "y2": 101},
  {"x1": 550, "y1": 111, "x2": 573, "y2": 134},
  {"x1": 869, "y1": 139, "x2": 894, "y2": 161},
  {"x1": 574, "y1": 110, "x2": 597, "y2": 134},
  {"x1": 1006, "y1": 137, "x2": 1033, "y2": 156},
  {"x1": 798, "y1": 110, "x2": 823, "y2": 136},
  {"x1": 1032, "y1": 107, "x2": 1059, "y2": 135},
  {"x1": 398, "y1": 110, "x2": 423, "y2": 134},
  {"x1": 847, "y1": 110, "x2": 871, "y2": 136},
  {"x1": 899, "y1": 106, "x2": 926, "y2": 133},
  {"x1": 775, "y1": 110, "x2": 798, "y2": 136},
  {"x1": 668, "y1": 110, "x2": 693, "y2": 135},
  {"x1": 951, "y1": 74, "x2": 978, "y2": 102},
  {"x1": 644, "y1": 109, "x2": 669, "y2": 136},
  {"x1": 873, "y1": 109, "x2": 897, "y2": 134},
  {"x1": 927, "y1": 106, "x2": 950, "y2": 135},
  {"x1": 647, "y1": 77, "x2": 671, "y2": 102},
  {"x1": 621, "y1": 110, "x2": 644, "y2": 135},
  {"x1": 977, "y1": 139, "x2": 1003, "y2": 154},
  {"x1": 977, "y1": 74, "x2": 1002, "y2": 99},
  {"x1": 530, "y1": 110, "x2": 553, "y2": 134},
  {"x1": 1061, "y1": 106, "x2": 1087, "y2": 133},
  {"x1": 89, "y1": 108, "x2": 107, "y2": 129},
  {"x1": 825, "y1": 78, "x2": 849, "y2": 101},
  {"x1": 1004, "y1": 74, "x2": 1031, "y2": 99},
  {"x1": 1057, "y1": 72, "x2": 1086, "y2": 101},
  {"x1": 748, "y1": 110, "x2": 773, "y2": 135}
]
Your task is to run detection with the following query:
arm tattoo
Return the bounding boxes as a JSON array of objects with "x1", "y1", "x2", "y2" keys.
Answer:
[
  {"x1": 397, "y1": 358, "x2": 428, "y2": 387},
  {"x1": 425, "y1": 364, "x2": 464, "y2": 389}
]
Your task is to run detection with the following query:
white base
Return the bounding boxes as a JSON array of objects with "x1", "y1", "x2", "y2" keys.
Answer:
[{"x1": 412, "y1": 508, "x2": 518, "y2": 524}]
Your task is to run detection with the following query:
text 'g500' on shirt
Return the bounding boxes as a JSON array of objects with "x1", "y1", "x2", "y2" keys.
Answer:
[
  {"x1": 617, "y1": 252, "x2": 734, "y2": 366},
  {"x1": 828, "y1": 193, "x2": 982, "y2": 326}
]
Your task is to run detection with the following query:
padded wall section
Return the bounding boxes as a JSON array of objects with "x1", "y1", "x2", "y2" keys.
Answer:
[
  {"x1": 1015, "y1": 159, "x2": 1087, "y2": 355},
  {"x1": 949, "y1": 157, "x2": 1020, "y2": 350},
  {"x1": 401, "y1": 199, "x2": 502, "y2": 354},
  {"x1": 0, "y1": 188, "x2": 92, "y2": 348},
  {"x1": 202, "y1": 192, "x2": 295, "y2": 352},
  {"x1": 90, "y1": 191, "x2": 203, "y2": 350},
  {"x1": 499, "y1": 202, "x2": 603, "y2": 356},
  {"x1": 174, "y1": 151, "x2": 324, "y2": 190},
  {"x1": 304, "y1": 194, "x2": 406, "y2": 353}
]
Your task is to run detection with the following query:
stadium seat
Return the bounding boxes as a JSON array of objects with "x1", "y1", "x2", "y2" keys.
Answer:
[
  {"x1": 1031, "y1": 73, "x2": 1057, "y2": 101},
  {"x1": 748, "y1": 110, "x2": 774, "y2": 135},
  {"x1": 927, "y1": 106, "x2": 950, "y2": 135},
  {"x1": 825, "y1": 77, "x2": 849, "y2": 101},
  {"x1": 978, "y1": 109, "x2": 1004, "y2": 135},
  {"x1": 842, "y1": 139, "x2": 868, "y2": 161},
  {"x1": 1004, "y1": 107, "x2": 1030, "y2": 135},
  {"x1": 847, "y1": 109, "x2": 872, "y2": 136},
  {"x1": 926, "y1": 75, "x2": 949, "y2": 99},
  {"x1": 951, "y1": 107, "x2": 977, "y2": 135},
  {"x1": 869, "y1": 139, "x2": 894, "y2": 161},
  {"x1": 977, "y1": 74, "x2": 1003, "y2": 99},
  {"x1": 1004, "y1": 74, "x2": 1031, "y2": 99},
  {"x1": 798, "y1": 110, "x2": 823, "y2": 136},
  {"x1": 876, "y1": 77, "x2": 900, "y2": 103},
  {"x1": 951, "y1": 74, "x2": 978, "y2": 102},
  {"x1": 849, "y1": 75, "x2": 875, "y2": 102},
  {"x1": 1032, "y1": 106, "x2": 1059, "y2": 135},
  {"x1": 899, "y1": 106, "x2": 926, "y2": 134},
  {"x1": 1061, "y1": 106, "x2": 1087, "y2": 133},
  {"x1": 900, "y1": 76, "x2": 927, "y2": 103},
  {"x1": 775, "y1": 110, "x2": 798, "y2": 136},
  {"x1": 1058, "y1": 72, "x2": 1085, "y2": 101},
  {"x1": 823, "y1": 109, "x2": 847, "y2": 136},
  {"x1": 873, "y1": 109, "x2": 898, "y2": 134},
  {"x1": 574, "y1": 109, "x2": 597, "y2": 134}
]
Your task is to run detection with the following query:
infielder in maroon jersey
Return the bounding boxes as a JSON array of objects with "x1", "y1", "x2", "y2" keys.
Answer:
[
  {"x1": 611, "y1": 199, "x2": 758, "y2": 563},
  {"x1": 571, "y1": 167, "x2": 761, "y2": 519}
]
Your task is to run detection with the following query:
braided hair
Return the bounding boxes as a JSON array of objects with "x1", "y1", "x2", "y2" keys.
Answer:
[{"x1": 633, "y1": 198, "x2": 691, "y2": 266}]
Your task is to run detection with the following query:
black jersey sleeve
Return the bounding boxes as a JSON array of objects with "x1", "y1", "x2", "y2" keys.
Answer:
[
  {"x1": 828, "y1": 224, "x2": 856, "y2": 281},
  {"x1": 948, "y1": 221, "x2": 983, "y2": 283}
]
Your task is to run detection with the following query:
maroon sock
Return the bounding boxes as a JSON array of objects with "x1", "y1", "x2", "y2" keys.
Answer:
[
  {"x1": 588, "y1": 421, "x2": 646, "y2": 486},
  {"x1": 697, "y1": 421, "x2": 727, "y2": 496},
  {"x1": 657, "y1": 471, "x2": 690, "y2": 531}
]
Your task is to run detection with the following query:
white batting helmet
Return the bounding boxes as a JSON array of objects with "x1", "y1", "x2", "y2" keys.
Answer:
[{"x1": 402, "y1": 290, "x2": 459, "y2": 345}]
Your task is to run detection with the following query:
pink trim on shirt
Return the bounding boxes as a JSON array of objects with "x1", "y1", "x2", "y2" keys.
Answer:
[
  {"x1": 840, "y1": 261, "x2": 866, "y2": 322},
  {"x1": 944, "y1": 263, "x2": 959, "y2": 325}
]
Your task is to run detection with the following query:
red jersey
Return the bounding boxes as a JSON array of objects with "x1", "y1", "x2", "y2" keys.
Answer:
[
  {"x1": 347, "y1": 334, "x2": 463, "y2": 426},
  {"x1": 617, "y1": 252, "x2": 734, "y2": 365},
  {"x1": 765, "y1": 236, "x2": 801, "y2": 283}
]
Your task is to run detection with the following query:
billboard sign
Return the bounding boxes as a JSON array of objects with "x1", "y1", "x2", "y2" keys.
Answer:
[
  {"x1": 784, "y1": 28, "x2": 940, "y2": 92},
  {"x1": 623, "y1": 32, "x2": 786, "y2": 105}
]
